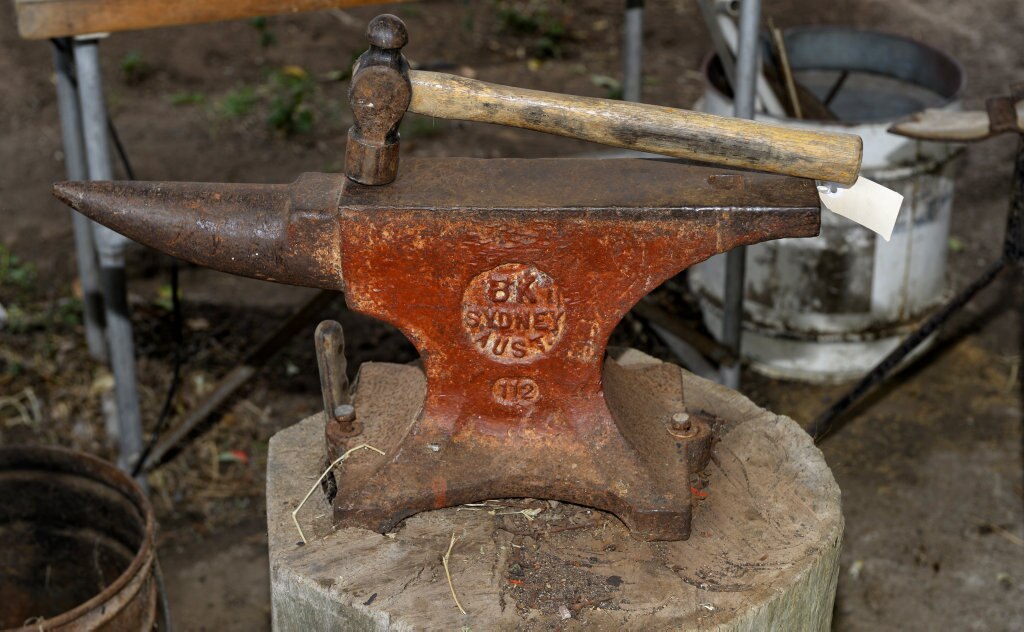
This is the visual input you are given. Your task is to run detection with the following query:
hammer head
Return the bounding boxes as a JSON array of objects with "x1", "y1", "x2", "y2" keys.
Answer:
[{"x1": 345, "y1": 14, "x2": 411, "y2": 185}]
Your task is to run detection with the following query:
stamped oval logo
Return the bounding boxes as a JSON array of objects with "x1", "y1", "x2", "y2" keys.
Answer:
[{"x1": 461, "y1": 263, "x2": 566, "y2": 364}]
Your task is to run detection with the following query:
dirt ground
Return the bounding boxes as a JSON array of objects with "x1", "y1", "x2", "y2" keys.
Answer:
[{"x1": 0, "y1": 0, "x2": 1021, "y2": 630}]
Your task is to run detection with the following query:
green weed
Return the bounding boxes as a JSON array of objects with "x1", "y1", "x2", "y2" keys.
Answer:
[
  {"x1": 216, "y1": 87, "x2": 257, "y2": 119},
  {"x1": 249, "y1": 16, "x2": 277, "y2": 48},
  {"x1": 493, "y1": 0, "x2": 570, "y2": 59},
  {"x1": 168, "y1": 91, "x2": 206, "y2": 106},
  {"x1": 55, "y1": 297, "x2": 82, "y2": 327},
  {"x1": 3, "y1": 304, "x2": 29, "y2": 333},
  {"x1": 590, "y1": 74, "x2": 623, "y2": 100},
  {"x1": 0, "y1": 246, "x2": 36, "y2": 289},
  {"x1": 154, "y1": 283, "x2": 182, "y2": 312},
  {"x1": 267, "y1": 66, "x2": 316, "y2": 135},
  {"x1": 324, "y1": 51, "x2": 363, "y2": 83},
  {"x1": 3, "y1": 355, "x2": 23, "y2": 377},
  {"x1": 120, "y1": 51, "x2": 152, "y2": 84}
]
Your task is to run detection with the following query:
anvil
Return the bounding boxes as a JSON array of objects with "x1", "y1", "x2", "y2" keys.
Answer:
[{"x1": 54, "y1": 15, "x2": 860, "y2": 541}]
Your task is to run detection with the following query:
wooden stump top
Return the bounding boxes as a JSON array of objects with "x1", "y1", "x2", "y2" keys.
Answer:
[{"x1": 266, "y1": 349, "x2": 843, "y2": 630}]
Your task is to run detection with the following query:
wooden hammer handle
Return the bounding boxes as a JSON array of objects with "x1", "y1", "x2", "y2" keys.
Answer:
[{"x1": 408, "y1": 70, "x2": 862, "y2": 185}]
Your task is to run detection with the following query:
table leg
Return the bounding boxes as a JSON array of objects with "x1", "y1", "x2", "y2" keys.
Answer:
[
  {"x1": 73, "y1": 36, "x2": 144, "y2": 479},
  {"x1": 622, "y1": 0, "x2": 644, "y2": 103},
  {"x1": 720, "y1": 0, "x2": 762, "y2": 389},
  {"x1": 52, "y1": 39, "x2": 108, "y2": 362}
]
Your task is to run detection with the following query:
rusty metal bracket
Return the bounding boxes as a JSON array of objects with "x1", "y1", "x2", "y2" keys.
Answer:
[
  {"x1": 987, "y1": 96, "x2": 1022, "y2": 136},
  {"x1": 316, "y1": 319, "x2": 362, "y2": 456}
]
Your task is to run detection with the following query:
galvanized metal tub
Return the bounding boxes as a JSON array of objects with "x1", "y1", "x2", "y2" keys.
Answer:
[
  {"x1": 689, "y1": 27, "x2": 964, "y2": 382},
  {"x1": 0, "y1": 446, "x2": 157, "y2": 631}
]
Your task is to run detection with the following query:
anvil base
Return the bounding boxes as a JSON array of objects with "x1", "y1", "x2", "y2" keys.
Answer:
[{"x1": 327, "y1": 352, "x2": 715, "y2": 541}]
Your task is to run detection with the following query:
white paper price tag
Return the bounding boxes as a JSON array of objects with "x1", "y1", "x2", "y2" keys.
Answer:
[{"x1": 817, "y1": 177, "x2": 904, "y2": 241}]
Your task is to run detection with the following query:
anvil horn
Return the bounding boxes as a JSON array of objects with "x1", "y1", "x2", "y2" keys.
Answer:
[{"x1": 53, "y1": 173, "x2": 346, "y2": 290}]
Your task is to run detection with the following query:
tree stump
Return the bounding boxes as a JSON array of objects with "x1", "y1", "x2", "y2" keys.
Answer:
[{"x1": 266, "y1": 349, "x2": 842, "y2": 630}]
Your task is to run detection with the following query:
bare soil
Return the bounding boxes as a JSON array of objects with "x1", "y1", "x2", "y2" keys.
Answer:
[{"x1": 0, "y1": 1, "x2": 1021, "y2": 630}]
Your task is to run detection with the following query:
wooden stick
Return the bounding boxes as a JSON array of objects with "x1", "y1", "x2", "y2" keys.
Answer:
[
  {"x1": 441, "y1": 531, "x2": 467, "y2": 615},
  {"x1": 769, "y1": 20, "x2": 803, "y2": 120},
  {"x1": 291, "y1": 443, "x2": 384, "y2": 545},
  {"x1": 15, "y1": 0, "x2": 407, "y2": 39},
  {"x1": 408, "y1": 71, "x2": 862, "y2": 185}
]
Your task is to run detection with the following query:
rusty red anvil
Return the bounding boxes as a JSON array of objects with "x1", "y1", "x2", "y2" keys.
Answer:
[{"x1": 54, "y1": 15, "x2": 830, "y2": 541}]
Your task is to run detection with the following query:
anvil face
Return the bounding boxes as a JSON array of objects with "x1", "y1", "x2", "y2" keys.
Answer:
[
  {"x1": 337, "y1": 159, "x2": 816, "y2": 434},
  {"x1": 55, "y1": 157, "x2": 820, "y2": 540}
]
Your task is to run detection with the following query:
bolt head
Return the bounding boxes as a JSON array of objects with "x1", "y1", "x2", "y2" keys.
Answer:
[
  {"x1": 367, "y1": 14, "x2": 409, "y2": 50},
  {"x1": 334, "y1": 403, "x2": 355, "y2": 420},
  {"x1": 668, "y1": 412, "x2": 699, "y2": 439}
]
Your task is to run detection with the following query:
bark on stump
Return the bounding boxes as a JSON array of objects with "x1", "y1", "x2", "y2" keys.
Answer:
[{"x1": 267, "y1": 349, "x2": 843, "y2": 630}]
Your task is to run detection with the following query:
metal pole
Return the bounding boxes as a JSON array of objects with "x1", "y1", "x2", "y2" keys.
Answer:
[
  {"x1": 720, "y1": 0, "x2": 760, "y2": 389},
  {"x1": 73, "y1": 36, "x2": 144, "y2": 479},
  {"x1": 623, "y1": 0, "x2": 644, "y2": 103},
  {"x1": 1006, "y1": 133, "x2": 1024, "y2": 265},
  {"x1": 52, "y1": 39, "x2": 108, "y2": 362}
]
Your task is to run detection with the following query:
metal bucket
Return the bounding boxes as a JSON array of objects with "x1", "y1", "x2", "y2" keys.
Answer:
[
  {"x1": 689, "y1": 27, "x2": 964, "y2": 382},
  {"x1": 0, "y1": 446, "x2": 157, "y2": 631}
]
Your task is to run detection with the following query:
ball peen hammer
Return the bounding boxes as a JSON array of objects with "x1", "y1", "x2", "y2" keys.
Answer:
[{"x1": 345, "y1": 15, "x2": 862, "y2": 187}]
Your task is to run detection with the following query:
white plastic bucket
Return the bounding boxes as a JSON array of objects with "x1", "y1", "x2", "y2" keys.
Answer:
[{"x1": 689, "y1": 27, "x2": 964, "y2": 382}]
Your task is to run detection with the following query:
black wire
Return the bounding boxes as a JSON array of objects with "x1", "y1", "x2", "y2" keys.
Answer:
[
  {"x1": 822, "y1": 70, "x2": 849, "y2": 108},
  {"x1": 154, "y1": 558, "x2": 174, "y2": 632},
  {"x1": 107, "y1": 115, "x2": 136, "y2": 180},
  {"x1": 809, "y1": 258, "x2": 1007, "y2": 441},
  {"x1": 133, "y1": 260, "x2": 183, "y2": 477}
]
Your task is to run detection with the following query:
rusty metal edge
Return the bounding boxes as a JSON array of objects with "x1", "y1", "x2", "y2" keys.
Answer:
[
  {"x1": 0, "y1": 445, "x2": 157, "y2": 631},
  {"x1": 701, "y1": 26, "x2": 966, "y2": 130}
]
